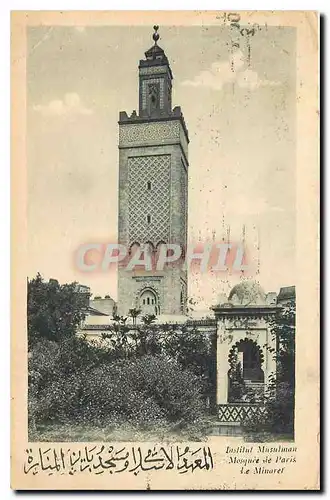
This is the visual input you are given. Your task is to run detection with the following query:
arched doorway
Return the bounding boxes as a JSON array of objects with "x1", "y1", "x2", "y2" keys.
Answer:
[
  {"x1": 227, "y1": 338, "x2": 265, "y2": 403},
  {"x1": 139, "y1": 288, "x2": 159, "y2": 316}
]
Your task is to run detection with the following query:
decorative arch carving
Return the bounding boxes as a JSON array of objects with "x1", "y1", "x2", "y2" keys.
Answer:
[
  {"x1": 156, "y1": 240, "x2": 167, "y2": 249},
  {"x1": 129, "y1": 241, "x2": 140, "y2": 255},
  {"x1": 228, "y1": 338, "x2": 264, "y2": 369},
  {"x1": 137, "y1": 286, "x2": 160, "y2": 315},
  {"x1": 227, "y1": 337, "x2": 265, "y2": 403}
]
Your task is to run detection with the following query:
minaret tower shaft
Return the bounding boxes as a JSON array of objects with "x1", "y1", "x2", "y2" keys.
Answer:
[{"x1": 117, "y1": 27, "x2": 189, "y2": 317}]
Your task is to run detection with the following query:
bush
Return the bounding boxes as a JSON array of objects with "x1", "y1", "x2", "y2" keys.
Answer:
[
  {"x1": 120, "y1": 355, "x2": 205, "y2": 424},
  {"x1": 29, "y1": 336, "x2": 107, "y2": 383},
  {"x1": 28, "y1": 339, "x2": 60, "y2": 426},
  {"x1": 265, "y1": 382, "x2": 294, "y2": 434},
  {"x1": 29, "y1": 338, "x2": 206, "y2": 428},
  {"x1": 28, "y1": 274, "x2": 89, "y2": 347},
  {"x1": 28, "y1": 336, "x2": 108, "y2": 426},
  {"x1": 242, "y1": 382, "x2": 294, "y2": 438}
]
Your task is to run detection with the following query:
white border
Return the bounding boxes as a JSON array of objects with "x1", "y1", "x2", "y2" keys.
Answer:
[{"x1": 4, "y1": 2, "x2": 323, "y2": 498}]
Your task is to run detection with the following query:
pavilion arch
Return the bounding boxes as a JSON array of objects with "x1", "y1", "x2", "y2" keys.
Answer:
[
  {"x1": 228, "y1": 338, "x2": 264, "y2": 381},
  {"x1": 227, "y1": 338, "x2": 265, "y2": 403}
]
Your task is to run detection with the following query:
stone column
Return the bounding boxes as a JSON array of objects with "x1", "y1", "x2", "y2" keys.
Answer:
[{"x1": 216, "y1": 319, "x2": 230, "y2": 405}]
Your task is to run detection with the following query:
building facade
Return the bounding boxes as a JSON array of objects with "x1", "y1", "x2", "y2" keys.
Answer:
[
  {"x1": 212, "y1": 281, "x2": 279, "y2": 433},
  {"x1": 117, "y1": 27, "x2": 189, "y2": 317}
]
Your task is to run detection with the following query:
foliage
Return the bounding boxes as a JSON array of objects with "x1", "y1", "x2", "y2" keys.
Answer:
[
  {"x1": 28, "y1": 277, "x2": 215, "y2": 433},
  {"x1": 28, "y1": 335, "x2": 108, "y2": 425},
  {"x1": 27, "y1": 274, "x2": 90, "y2": 348},
  {"x1": 101, "y1": 320, "x2": 216, "y2": 403},
  {"x1": 162, "y1": 326, "x2": 216, "y2": 400},
  {"x1": 243, "y1": 299, "x2": 296, "y2": 436},
  {"x1": 29, "y1": 419, "x2": 208, "y2": 443},
  {"x1": 269, "y1": 299, "x2": 295, "y2": 384},
  {"x1": 267, "y1": 299, "x2": 295, "y2": 434},
  {"x1": 29, "y1": 339, "x2": 205, "y2": 428},
  {"x1": 228, "y1": 361, "x2": 246, "y2": 403},
  {"x1": 187, "y1": 296, "x2": 198, "y2": 313},
  {"x1": 128, "y1": 308, "x2": 141, "y2": 325}
]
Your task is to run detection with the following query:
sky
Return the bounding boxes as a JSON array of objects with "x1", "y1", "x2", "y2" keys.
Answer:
[{"x1": 27, "y1": 23, "x2": 296, "y2": 307}]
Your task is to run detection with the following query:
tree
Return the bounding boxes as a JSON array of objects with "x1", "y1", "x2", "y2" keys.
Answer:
[
  {"x1": 27, "y1": 273, "x2": 90, "y2": 348},
  {"x1": 266, "y1": 298, "x2": 296, "y2": 435},
  {"x1": 243, "y1": 299, "x2": 296, "y2": 436},
  {"x1": 101, "y1": 318, "x2": 216, "y2": 401},
  {"x1": 187, "y1": 296, "x2": 198, "y2": 314},
  {"x1": 270, "y1": 299, "x2": 295, "y2": 385},
  {"x1": 128, "y1": 308, "x2": 141, "y2": 328},
  {"x1": 163, "y1": 325, "x2": 217, "y2": 409},
  {"x1": 141, "y1": 314, "x2": 156, "y2": 326},
  {"x1": 102, "y1": 314, "x2": 160, "y2": 358}
]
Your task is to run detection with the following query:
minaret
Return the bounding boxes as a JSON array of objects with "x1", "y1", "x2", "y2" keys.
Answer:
[{"x1": 117, "y1": 26, "x2": 189, "y2": 317}]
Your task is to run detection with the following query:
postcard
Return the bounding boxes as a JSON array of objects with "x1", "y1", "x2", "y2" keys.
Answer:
[{"x1": 11, "y1": 10, "x2": 319, "y2": 490}]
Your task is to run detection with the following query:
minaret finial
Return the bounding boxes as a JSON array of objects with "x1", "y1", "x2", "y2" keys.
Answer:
[{"x1": 153, "y1": 25, "x2": 160, "y2": 44}]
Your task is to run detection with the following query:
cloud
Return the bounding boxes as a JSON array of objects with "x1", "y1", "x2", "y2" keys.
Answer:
[
  {"x1": 236, "y1": 69, "x2": 281, "y2": 90},
  {"x1": 225, "y1": 195, "x2": 285, "y2": 216},
  {"x1": 182, "y1": 50, "x2": 281, "y2": 91},
  {"x1": 33, "y1": 93, "x2": 93, "y2": 116}
]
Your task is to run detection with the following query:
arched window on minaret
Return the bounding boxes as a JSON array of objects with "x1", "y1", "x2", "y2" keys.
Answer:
[
  {"x1": 139, "y1": 288, "x2": 158, "y2": 316},
  {"x1": 148, "y1": 83, "x2": 160, "y2": 115}
]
